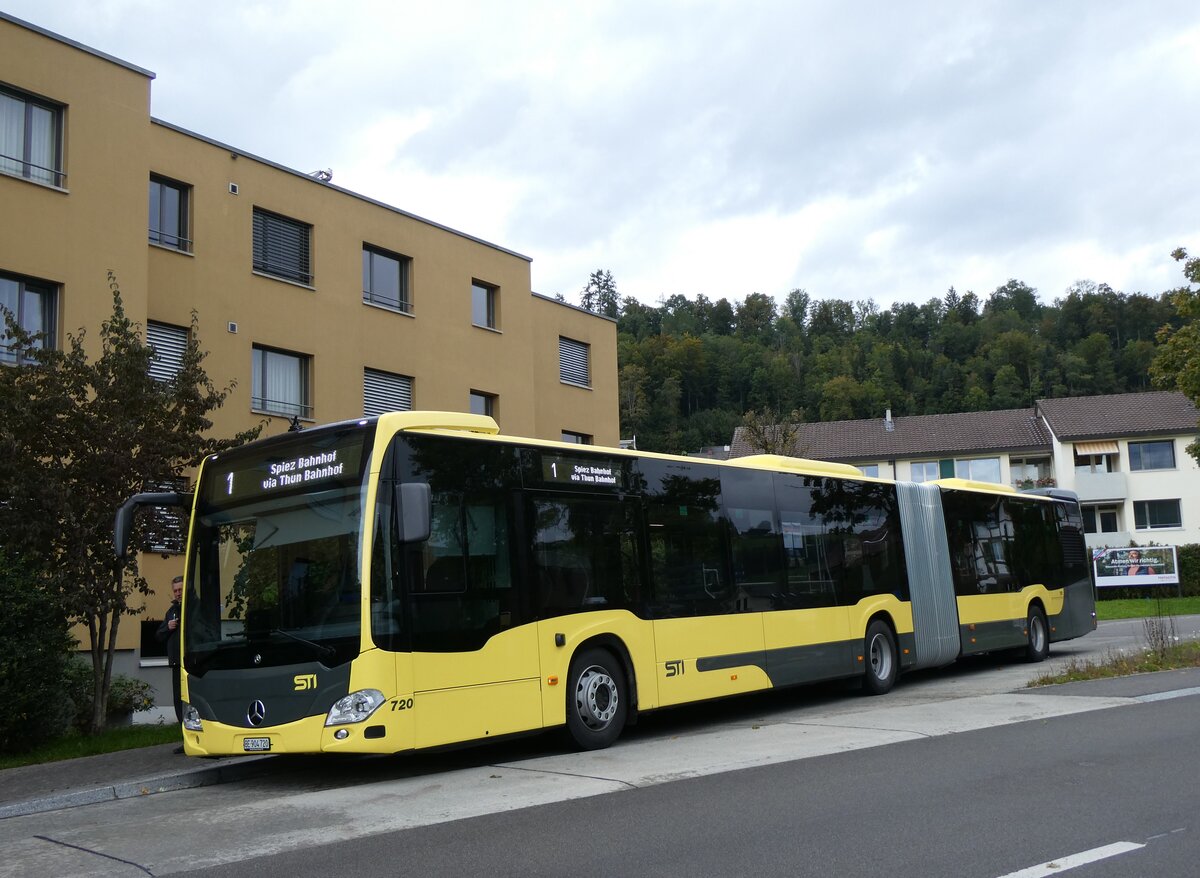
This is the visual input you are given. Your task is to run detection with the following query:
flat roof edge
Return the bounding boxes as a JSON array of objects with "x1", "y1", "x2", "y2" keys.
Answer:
[
  {"x1": 1, "y1": 12, "x2": 155, "y2": 79},
  {"x1": 531, "y1": 292, "x2": 618, "y2": 323},
  {"x1": 150, "y1": 118, "x2": 532, "y2": 263}
]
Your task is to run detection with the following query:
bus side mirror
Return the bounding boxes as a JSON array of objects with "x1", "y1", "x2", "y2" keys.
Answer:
[
  {"x1": 114, "y1": 491, "x2": 191, "y2": 563},
  {"x1": 395, "y1": 483, "x2": 431, "y2": 543}
]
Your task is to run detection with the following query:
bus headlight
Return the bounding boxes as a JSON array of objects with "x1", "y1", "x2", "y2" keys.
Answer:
[
  {"x1": 325, "y1": 689, "x2": 386, "y2": 726},
  {"x1": 182, "y1": 703, "x2": 203, "y2": 732}
]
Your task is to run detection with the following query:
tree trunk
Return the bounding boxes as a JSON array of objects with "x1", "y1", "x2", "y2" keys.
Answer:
[{"x1": 87, "y1": 602, "x2": 121, "y2": 734}]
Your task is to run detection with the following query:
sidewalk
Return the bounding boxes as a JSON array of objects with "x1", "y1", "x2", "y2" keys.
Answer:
[{"x1": 0, "y1": 742, "x2": 274, "y2": 819}]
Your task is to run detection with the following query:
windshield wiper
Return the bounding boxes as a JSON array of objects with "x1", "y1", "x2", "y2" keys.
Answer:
[{"x1": 227, "y1": 628, "x2": 335, "y2": 660}]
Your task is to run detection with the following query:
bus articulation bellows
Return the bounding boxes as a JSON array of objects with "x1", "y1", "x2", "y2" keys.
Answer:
[{"x1": 114, "y1": 412, "x2": 1097, "y2": 755}]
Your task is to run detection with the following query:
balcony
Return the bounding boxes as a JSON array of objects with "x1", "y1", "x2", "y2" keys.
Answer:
[
  {"x1": 1073, "y1": 471, "x2": 1127, "y2": 503},
  {"x1": 1085, "y1": 531, "x2": 1133, "y2": 550}
]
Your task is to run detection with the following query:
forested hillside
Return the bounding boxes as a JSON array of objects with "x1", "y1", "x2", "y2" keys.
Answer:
[{"x1": 595, "y1": 273, "x2": 1178, "y2": 454}]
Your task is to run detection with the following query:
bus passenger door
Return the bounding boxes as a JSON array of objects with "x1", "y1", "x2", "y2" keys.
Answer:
[
  {"x1": 406, "y1": 488, "x2": 542, "y2": 749},
  {"x1": 763, "y1": 518, "x2": 851, "y2": 686},
  {"x1": 646, "y1": 495, "x2": 768, "y2": 707}
]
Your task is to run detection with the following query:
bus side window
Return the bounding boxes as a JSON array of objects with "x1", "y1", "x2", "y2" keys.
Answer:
[
  {"x1": 531, "y1": 498, "x2": 640, "y2": 619},
  {"x1": 774, "y1": 474, "x2": 837, "y2": 610},
  {"x1": 721, "y1": 467, "x2": 783, "y2": 612},
  {"x1": 944, "y1": 492, "x2": 1015, "y2": 596},
  {"x1": 409, "y1": 490, "x2": 514, "y2": 652},
  {"x1": 837, "y1": 484, "x2": 908, "y2": 605},
  {"x1": 646, "y1": 498, "x2": 729, "y2": 617}
]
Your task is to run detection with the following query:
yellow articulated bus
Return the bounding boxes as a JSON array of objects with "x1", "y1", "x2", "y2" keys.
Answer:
[{"x1": 115, "y1": 412, "x2": 1096, "y2": 756}]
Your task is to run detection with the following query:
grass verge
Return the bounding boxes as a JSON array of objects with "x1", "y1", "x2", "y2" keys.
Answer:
[
  {"x1": 0, "y1": 723, "x2": 181, "y2": 771},
  {"x1": 1029, "y1": 641, "x2": 1200, "y2": 686},
  {"x1": 1096, "y1": 596, "x2": 1200, "y2": 620}
]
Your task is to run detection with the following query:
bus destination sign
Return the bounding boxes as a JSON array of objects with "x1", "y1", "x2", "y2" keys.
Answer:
[
  {"x1": 540, "y1": 453, "x2": 623, "y2": 490},
  {"x1": 204, "y1": 429, "x2": 368, "y2": 505}
]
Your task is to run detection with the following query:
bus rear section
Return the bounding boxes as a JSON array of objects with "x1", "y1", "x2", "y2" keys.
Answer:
[{"x1": 937, "y1": 482, "x2": 1096, "y2": 661}]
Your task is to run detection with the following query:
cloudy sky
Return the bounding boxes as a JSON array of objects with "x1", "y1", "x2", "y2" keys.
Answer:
[{"x1": 10, "y1": 1, "x2": 1200, "y2": 309}]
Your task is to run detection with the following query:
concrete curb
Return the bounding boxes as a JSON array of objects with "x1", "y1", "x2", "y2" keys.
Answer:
[{"x1": 0, "y1": 755, "x2": 275, "y2": 820}]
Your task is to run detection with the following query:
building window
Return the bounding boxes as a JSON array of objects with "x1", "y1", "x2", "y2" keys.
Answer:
[
  {"x1": 561, "y1": 431, "x2": 592, "y2": 445},
  {"x1": 1133, "y1": 499, "x2": 1182, "y2": 530},
  {"x1": 362, "y1": 245, "x2": 411, "y2": 313},
  {"x1": 1011, "y1": 455, "x2": 1053, "y2": 488},
  {"x1": 146, "y1": 321, "x2": 188, "y2": 382},
  {"x1": 469, "y1": 390, "x2": 496, "y2": 418},
  {"x1": 0, "y1": 86, "x2": 63, "y2": 187},
  {"x1": 363, "y1": 368, "x2": 413, "y2": 417},
  {"x1": 856, "y1": 464, "x2": 879, "y2": 478},
  {"x1": 252, "y1": 208, "x2": 312, "y2": 285},
  {"x1": 954, "y1": 457, "x2": 1001, "y2": 483},
  {"x1": 1074, "y1": 441, "x2": 1119, "y2": 473},
  {"x1": 1082, "y1": 505, "x2": 1121, "y2": 534},
  {"x1": 148, "y1": 176, "x2": 191, "y2": 252},
  {"x1": 1129, "y1": 440, "x2": 1175, "y2": 472},
  {"x1": 910, "y1": 461, "x2": 939, "y2": 483},
  {"x1": 0, "y1": 271, "x2": 56, "y2": 364},
  {"x1": 145, "y1": 476, "x2": 189, "y2": 554},
  {"x1": 252, "y1": 345, "x2": 311, "y2": 418},
  {"x1": 471, "y1": 281, "x2": 497, "y2": 329},
  {"x1": 559, "y1": 336, "x2": 590, "y2": 387}
]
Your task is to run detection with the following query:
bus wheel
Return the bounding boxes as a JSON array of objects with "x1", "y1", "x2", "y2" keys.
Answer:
[
  {"x1": 862, "y1": 620, "x2": 898, "y2": 696},
  {"x1": 1025, "y1": 606, "x2": 1049, "y2": 663},
  {"x1": 566, "y1": 648, "x2": 627, "y2": 750}
]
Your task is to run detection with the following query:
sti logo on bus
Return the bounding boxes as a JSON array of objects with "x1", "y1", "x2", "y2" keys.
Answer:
[
  {"x1": 294, "y1": 674, "x2": 317, "y2": 691},
  {"x1": 665, "y1": 660, "x2": 685, "y2": 677}
]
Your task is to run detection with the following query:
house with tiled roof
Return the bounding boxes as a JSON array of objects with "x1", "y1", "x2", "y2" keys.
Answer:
[{"x1": 729, "y1": 391, "x2": 1200, "y2": 548}]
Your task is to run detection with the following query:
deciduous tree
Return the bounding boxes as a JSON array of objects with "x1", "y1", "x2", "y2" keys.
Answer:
[
  {"x1": 0, "y1": 273, "x2": 259, "y2": 732},
  {"x1": 1151, "y1": 248, "x2": 1200, "y2": 462}
]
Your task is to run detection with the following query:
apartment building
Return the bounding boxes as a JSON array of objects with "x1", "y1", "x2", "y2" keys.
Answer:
[
  {"x1": 1, "y1": 13, "x2": 618, "y2": 679},
  {"x1": 729, "y1": 391, "x2": 1200, "y2": 549}
]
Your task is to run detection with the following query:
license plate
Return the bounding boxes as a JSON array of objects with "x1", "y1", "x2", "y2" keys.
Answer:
[{"x1": 243, "y1": 737, "x2": 271, "y2": 752}]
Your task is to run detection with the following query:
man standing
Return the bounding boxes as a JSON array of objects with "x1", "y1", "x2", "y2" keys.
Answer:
[{"x1": 156, "y1": 575, "x2": 184, "y2": 733}]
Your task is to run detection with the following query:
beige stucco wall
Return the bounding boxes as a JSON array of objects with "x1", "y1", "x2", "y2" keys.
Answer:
[
  {"x1": 530, "y1": 295, "x2": 619, "y2": 446},
  {"x1": 0, "y1": 16, "x2": 153, "y2": 360},
  {"x1": 2, "y1": 15, "x2": 619, "y2": 652}
]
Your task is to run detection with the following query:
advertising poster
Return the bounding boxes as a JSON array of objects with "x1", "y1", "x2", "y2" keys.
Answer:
[{"x1": 1092, "y1": 546, "x2": 1179, "y2": 587}]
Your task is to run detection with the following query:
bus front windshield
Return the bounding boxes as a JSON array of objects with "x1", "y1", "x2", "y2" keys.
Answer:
[{"x1": 184, "y1": 425, "x2": 374, "y2": 673}]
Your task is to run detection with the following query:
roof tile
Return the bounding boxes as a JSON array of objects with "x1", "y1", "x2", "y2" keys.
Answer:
[{"x1": 729, "y1": 391, "x2": 1199, "y2": 462}]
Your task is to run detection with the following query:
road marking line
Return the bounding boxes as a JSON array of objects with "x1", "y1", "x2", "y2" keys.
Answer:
[
  {"x1": 1135, "y1": 686, "x2": 1200, "y2": 703},
  {"x1": 995, "y1": 841, "x2": 1145, "y2": 878}
]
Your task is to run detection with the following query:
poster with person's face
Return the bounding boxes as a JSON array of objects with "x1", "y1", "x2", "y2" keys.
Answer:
[{"x1": 1092, "y1": 546, "x2": 1179, "y2": 587}]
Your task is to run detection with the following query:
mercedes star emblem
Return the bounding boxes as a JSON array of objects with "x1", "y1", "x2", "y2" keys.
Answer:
[{"x1": 247, "y1": 700, "x2": 267, "y2": 726}]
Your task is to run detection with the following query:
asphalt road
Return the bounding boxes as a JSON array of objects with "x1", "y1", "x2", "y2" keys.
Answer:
[
  {"x1": 3, "y1": 616, "x2": 1197, "y2": 877},
  {"x1": 186, "y1": 692, "x2": 1199, "y2": 878}
]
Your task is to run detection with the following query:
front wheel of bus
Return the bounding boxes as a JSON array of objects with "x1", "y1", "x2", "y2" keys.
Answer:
[
  {"x1": 862, "y1": 620, "x2": 898, "y2": 696},
  {"x1": 566, "y1": 648, "x2": 627, "y2": 751},
  {"x1": 1025, "y1": 606, "x2": 1049, "y2": 663}
]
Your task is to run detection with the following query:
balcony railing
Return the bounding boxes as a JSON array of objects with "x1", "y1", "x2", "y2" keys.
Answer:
[{"x1": 1074, "y1": 471, "x2": 1128, "y2": 503}]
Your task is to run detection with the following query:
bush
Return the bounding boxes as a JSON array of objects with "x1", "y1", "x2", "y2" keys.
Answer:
[
  {"x1": 62, "y1": 661, "x2": 155, "y2": 732},
  {"x1": 0, "y1": 551, "x2": 76, "y2": 754},
  {"x1": 1176, "y1": 543, "x2": 1200, "y2": 597}
]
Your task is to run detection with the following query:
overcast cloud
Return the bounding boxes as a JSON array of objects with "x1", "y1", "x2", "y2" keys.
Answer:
[{"x1": 8, "y1": 1, "x2": 1199, "y2": 308}]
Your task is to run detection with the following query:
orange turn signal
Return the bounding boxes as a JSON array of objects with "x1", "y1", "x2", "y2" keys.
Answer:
[{"x1": 547, "y1": 676, "x2": 559, "y2": 686}]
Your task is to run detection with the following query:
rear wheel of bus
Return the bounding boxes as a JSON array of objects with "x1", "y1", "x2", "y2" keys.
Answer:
[
  {"x1": 1024, "y1": 605, "x2": 1049, "y2": 662},
  {"x1": 566, "y1": 647, "x2": 627, "y2": 750},
  {"x1": 862, "y1": 619, "x2": 898, "y2": 695}
]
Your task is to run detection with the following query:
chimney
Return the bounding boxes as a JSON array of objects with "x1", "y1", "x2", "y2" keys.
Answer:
[{"x1": 884, "y1": 409, "x2": 894, "y2": 432}]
